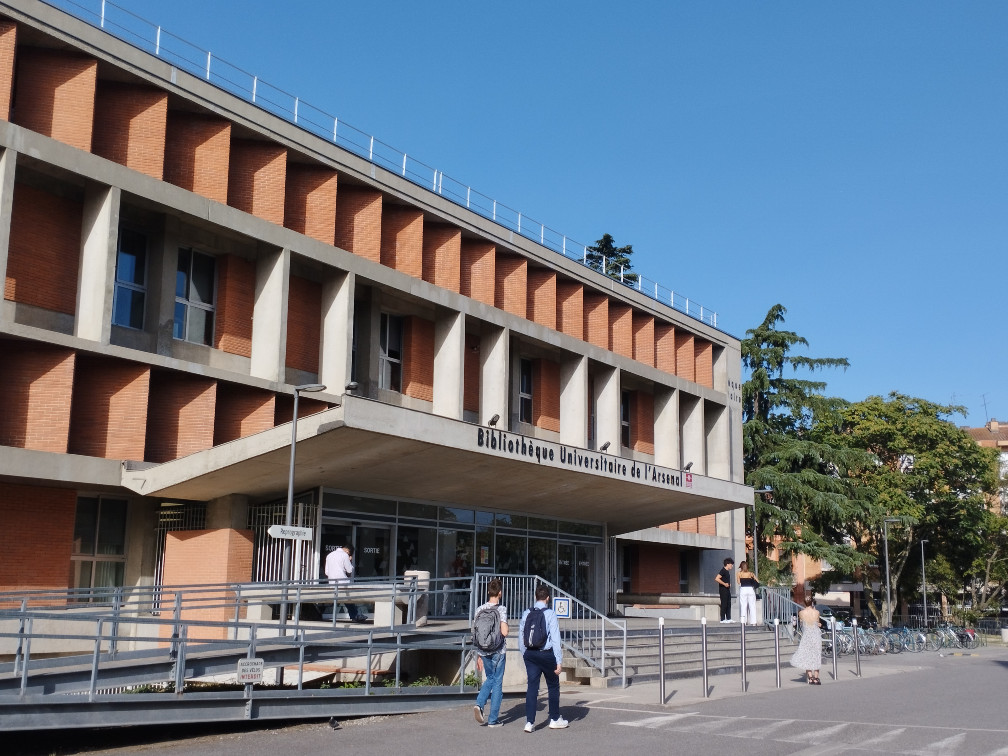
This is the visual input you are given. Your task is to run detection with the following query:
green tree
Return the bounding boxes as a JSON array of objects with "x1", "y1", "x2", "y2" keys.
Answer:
[
  {"x1": 742, "y1": 304, "x2": 871, "y2": 583},
  {"x1": 586, "y1": 233, "x2": 638, "y2": 285},
  {"x1": 825, "y1": 393, "x2": 999, "y2": 624}
]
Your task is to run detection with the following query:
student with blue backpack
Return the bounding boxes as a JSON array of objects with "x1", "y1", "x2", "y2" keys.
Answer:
[{"x1": 518, "y1": 584, "x2": 568, "y2": 732}]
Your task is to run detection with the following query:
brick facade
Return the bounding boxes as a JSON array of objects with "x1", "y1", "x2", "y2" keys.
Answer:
[
  {"x1": 284, "y1": 165, "x2": 339, "y2": 245},
  {"x1": 92, "y1": 82, "x2": 168, "y2": 180},
  {"x1": 421, "y1": 223, "x2": 461, "y2": 292},
  {"x1": 213, "y1": 385, "x2": 275, "y2": 445},
  {"x1": 460, "y1": 240, "x2": 495, "y2": 306},
  {"x1": 215, "y1": 255, "x2": 256, "y2": 358},
  {"x1": 68, "y1": 356, "x2": 150, "y2": 460},
  {"x1": 12, "y1": 47, "x2": 96, "y2": 152},
  {"x1": 556, "y1": 281, "x2": 584, "y2": 340},
  {"x1": 285, "y1": 275, "x2": 322, "y2": 374},
  {"x1": 675, "y1": 331, "x2": 695, "y2": 382},
  {"x1": 6, "y1": 182, "x2": 82, "y2": 314},
  {"x1": 583, "y1": 293, "x2": 609, "y2": 350},
  {"x1": 0, "y1": 21, "x2": 17, "y2": 121},
  {"x1": 164, "y1": 112, "x2": 231, "y2": 204},
  {"x1": 533, "y1": 358, "x2": 560, "y2": 432},
  {"x1": 0, "y1": 342, "x2": 75, "y2": 452},
  {"x1": 0, "y1": 483, "x2": 77, "y2": 594},
  {"x1": 632, "y1": 313, "x2": 656, "y2": 368},
  {"x1": 144, "y1": 372, "x2": 217, "y2": 462},
  {"x1": 463, "y1": 333, "x2": 480, "y2": 414},
  {"x1": 495, "y1": 254, "x2": 528, "y2": 318},
  {"x1": 334, "y1": 187, "x2": 382, "y2": 263},
  {"x1": 403, "y1": 315, "x2": 435, "y2": 402},
  {"x1": 380, "y1": 206, "x2": 424, "y2": 278},
  {"x1": 655, "y1": 323, "x2": 676, "y2": 374},
  {"x1": 695, "y1": 339, "x2": 714, "y2": 389},
  {"x1": 527, "y1": 269, "x2": 557, "y2": 330},
  {"x1": 631, "y1": 391, "x2": 655, "y2": 454},
  {"x1": 609, "y1": 303, "x2": 633, "y2": 359},
  {"x1": 228, "y1": 139, "x2": 287, "y2": 225}
]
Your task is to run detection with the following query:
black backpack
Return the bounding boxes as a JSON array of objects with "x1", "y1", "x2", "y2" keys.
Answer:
[
  {"x1": 523, "y1": 607, "x2": 548, "y2": 650},
  {"x1": 473, "y1": 605, "x2": 503, "y2": 653}
]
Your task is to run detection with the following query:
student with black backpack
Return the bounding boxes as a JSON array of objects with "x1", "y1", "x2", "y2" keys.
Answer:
[
  {"x1": 518, "y1": 584, "x2": 568, "y2": 732},
  {"x1": 471, "y1": 578, "x2": 509, "y2": 728}
]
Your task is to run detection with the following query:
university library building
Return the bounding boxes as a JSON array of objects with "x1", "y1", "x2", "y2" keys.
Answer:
[{"x1": 0, "y1": 0, "x2": 752, "y2": 616}]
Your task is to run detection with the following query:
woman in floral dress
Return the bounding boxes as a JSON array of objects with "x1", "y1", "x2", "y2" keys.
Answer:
[{"x1": 789, "y1": 595, "x2": 822, "y2": 684}]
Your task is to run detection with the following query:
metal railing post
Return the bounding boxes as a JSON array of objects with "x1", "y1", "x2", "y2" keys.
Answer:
[
  {"x1": 701, "y1": 616, "x2": 709, "y2": 697},
  {"x1": 853, "y1": 618, "x2": 861, "y2": 677},
  {"x1": 774, "y1": 618, "x2": 781, "y2": 688},
  {"x1": 89, "y1": 618, "x2": 103, "y2": 701},
  {"x1": 658, "y1": 617, "x2": 665, "y2": 704},
  {"x1": 741, "y1": 620, "x2": 748, "y2": 692},
  {"x1": 110, "y1": 586, "x2": 122, "y2": 658},
  {"x1": 831, "y1": 621, "x2": 838, "y2": 680}
]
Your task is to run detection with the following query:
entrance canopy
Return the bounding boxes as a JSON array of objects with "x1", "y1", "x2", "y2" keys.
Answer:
[{"x1": 122, "y1": 396, "x2": 752, "y2": 534}]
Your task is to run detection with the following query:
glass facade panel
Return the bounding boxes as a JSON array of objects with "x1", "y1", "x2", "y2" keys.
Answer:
[
  {"x1": 494, "y1": 512, "x2": 527, "y2": 529},
  {"x1": 528, "y1": 538, "x2": 556, "y2": 585},
  {"x1": 396, "y1": 525, "x2": 437, "y2": 576},
  {"x1": 73, "y1": 497, "x2": 98, "y2": 555},
  {"x1": 475, "y1": 526, "x2": 493, "y2": 570},
  {"x1": 437, "y1": 529, "x2": 473, "y2": 615},
  {"x1": 399, "y1": 501, "x2": 438, "y2": 520},
  {"x1": 495, "y1": 534, "x2": 527, "y2": 574},
  {"x1": 439, "y1": 506, "x2": 474, "y2": 525},
  {"x1": 96, "y1": 499, "x2": 127, "y2": 556},
  {"x1": 528, "y1": 516, "x2": 557, "y2": 534}
]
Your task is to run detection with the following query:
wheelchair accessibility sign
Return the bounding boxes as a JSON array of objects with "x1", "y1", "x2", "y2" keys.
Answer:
[{"x1": 553, "y1": 597, "x2": 571, "y2": 618}]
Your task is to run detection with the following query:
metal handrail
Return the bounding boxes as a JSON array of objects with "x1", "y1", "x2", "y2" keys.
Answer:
[
  {"x1": 760, "y1": 587, "x2": 803, "y2": 639},
  {"x1": 40, "y1": 0, "x2": 718, "y2": 329},
  {"x1": 471, "y1": 574, "x2": 627, "y2": 688}
]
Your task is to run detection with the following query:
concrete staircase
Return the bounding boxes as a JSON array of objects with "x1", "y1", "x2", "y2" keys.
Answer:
[{"x1": 565, "y1": 622, "x2": 797, "y2": 688}]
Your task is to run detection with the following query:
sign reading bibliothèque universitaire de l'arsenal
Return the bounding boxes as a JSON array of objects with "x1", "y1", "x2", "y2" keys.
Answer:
[{"x1": 474, "y1": 428, "x2": 692, "y2": 490}]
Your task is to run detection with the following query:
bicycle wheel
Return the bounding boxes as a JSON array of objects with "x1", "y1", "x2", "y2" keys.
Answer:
[{"x1": 924, "y1": 631, "x2": 941, "y2": 651}]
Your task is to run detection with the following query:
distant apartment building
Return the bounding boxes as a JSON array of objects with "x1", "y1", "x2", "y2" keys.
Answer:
[{"x1": 0, "y1": 0, "x2": 751, "y2": 613}]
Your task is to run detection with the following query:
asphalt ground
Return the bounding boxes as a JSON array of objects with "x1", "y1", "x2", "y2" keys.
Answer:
[{"x1": 9, "y1": 642, "x2": 1008, "y2": 755}]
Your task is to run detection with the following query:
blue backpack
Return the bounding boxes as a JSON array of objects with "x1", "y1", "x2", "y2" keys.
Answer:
[{"x1": 523, "y1": 607, "x2": 548, "y2": 650}]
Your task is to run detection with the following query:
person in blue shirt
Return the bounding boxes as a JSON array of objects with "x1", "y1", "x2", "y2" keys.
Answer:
[{"x1": 518, "y1": 584, "x2": 568, "y2": 732}]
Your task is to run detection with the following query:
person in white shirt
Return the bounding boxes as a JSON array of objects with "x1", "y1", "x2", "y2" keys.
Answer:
[{"x1": 325, "y1": 545, "x2": 366, "y2": 623}]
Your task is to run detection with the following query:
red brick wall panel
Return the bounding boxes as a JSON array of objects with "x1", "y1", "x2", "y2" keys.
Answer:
[
  {"x1": 583, "y1": 293, "x2": 609, "y2": 350},
  {"x1": 380, "y1": 206, "x2": 424, "y2": 278},
  {"x1": 92, "y1": 82, "x2": 167, "y2": 180},
  {"x1": 422, "y1": 223, "x2": 461, "y2": 292},
  {"x1": 533, "y1": 358, "x2": 560, "y2": 432},
  {"x1": 463, "y1": 333, "x2": 480, "y2": 414},
  {"x1": 697, "y1": 514, "x2": 717, "y2": 536},
  {"x1": 460, "y1": 240, "x2": 495, "y2": 306},
  {"x1": 213, "y1": 385, "x2": 275, "y2": 445},
  {"x1": 214, "y1": 255, "x2": 255, "y2": 358},
  {"x1": 228, "y1": 140, "x2": 287, "y2": 225},
  {"x1": 557, "y1": 281, "x2": 583, "y2": 340},
  {"x1": 695, "y1": 339, "x2": 714, "y2": 389},
  {"x1": 631, "y1": 391, "x2": 654, "y2": 455},
  {"x1": 274, "y1": 394, "x2": 328, "y2": 425},
  {"x1": 144, "y1": 372, "x2": 216, "y2": 462},
  {"x1": 494, "y1": 254, "x2": 527, "y2": 318},
  {"x1": 285, "y1": 275, "x2": 322, "y2": 374},
  {"x1": 655, "y1": 323, "x2": 676, "y2": 374},
  {"x1": 675, "y1": 332, "x2": 695, "y2": 383},
  {"x1": 284, "y1": 165, "x2": 338, "y2": 245},
  {"x1": 164, "y1": 113, "x2": 231, "y2": 203},
  {"x1": 403, "y1": 316, "x2": 435, "y2": 402},
  {"x1": 68, "y1": 356, "x2": 149, "y2": 459},
  {"x1": 12, "y1": 48, "x2": 96, "y2": 152},
  {"x1": 0, "y1": 342, "x2": 74, "y2": 452},
  {"x1": 633, "y1": 313, "x2": 656, "y2": 368},
  {"x1": 528, "y1": 269, "x2": 557, "y2": 330},
  {"x1": 0, "y1": 21, "x2": 17, "y2": 121},
  {"x1": 634, "y1": 543, "x2": 679, "y2": 594},
  {"x1": 5, "y1": 183, "x2": 82, "y2": 314},
  {"x1": 334, "y1": 187, "x2": 382, "y2": 262},
  {"x1": 609, "y1": 303, "x2": 633, "y2": 359},
  {"x1": 161, "y1": 529, "x2": 254, "y2": 639},
  {"x1": 0, "y1": 484, "x2": 76, "y2": 594}
]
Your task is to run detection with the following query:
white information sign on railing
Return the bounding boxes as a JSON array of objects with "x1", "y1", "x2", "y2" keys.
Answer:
[
  {"x1": 553, "y1": 597, "x2": 571, "y2": 619},
  {"x1": 267, "y1": 524, "x2": 313, "y2": 541},
  {"x1": 237, "y1": 658, "x2": 264, "y2": 684}
]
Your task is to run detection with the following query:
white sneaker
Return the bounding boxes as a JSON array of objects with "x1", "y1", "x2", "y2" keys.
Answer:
[
  {"x1": 549, "y1": 716, "x2": 569, "y2": 729},
  {"x1": 473, "y1": 705, "x2": 485, "y2": 725},
  {"x1": 524, "y1": 722, "x2": 534, "y2": 733}
]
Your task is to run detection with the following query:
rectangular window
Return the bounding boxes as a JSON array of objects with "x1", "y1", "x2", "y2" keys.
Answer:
[
  {"x1": 379, "y1": 313, "x2": 403, "y2": 392},
  {"x1": 71, "y1": 496, "x2": 128, "y2": 599},
  {"x1": 519, "y1": 358, "x2": 533, "y2": 424},
  {"x1": 112, "y1": 228, "x2": 147, "y2": 330},
  {"x1": 587, "y1": 375, "x2": 596, "y2": 446},
  {"x1": 621, "y1": 390, "x2": 631, "y2": 448},
  {"x1": 174, "y1": 248, "x2": 216, "y2": 345}
]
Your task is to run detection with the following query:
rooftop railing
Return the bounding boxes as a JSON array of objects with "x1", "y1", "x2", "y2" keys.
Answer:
[{"x1": 42, "y1": 0, "x2": 717, "y2": 328}]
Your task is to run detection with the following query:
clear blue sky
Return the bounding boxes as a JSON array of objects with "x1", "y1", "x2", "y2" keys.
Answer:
[{"x1": 113, "y1": 0, "x2": 1008, "y2": 428}]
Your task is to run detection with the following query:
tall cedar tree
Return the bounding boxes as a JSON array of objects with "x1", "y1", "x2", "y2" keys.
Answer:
[
  {"x1": 743, "y1": 305, "x2": 873, "y2": 582},
  {"x1": 586, "y1": 233, "x2": 638, "y2": 285}
]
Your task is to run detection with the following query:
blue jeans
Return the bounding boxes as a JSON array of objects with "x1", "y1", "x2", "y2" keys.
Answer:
[
  {"x1": 523, "y1": 648, "x2": 559, "y2": 724},
  {"x1": 476, "y1": 650, "x2": 506, "y2": 724}
]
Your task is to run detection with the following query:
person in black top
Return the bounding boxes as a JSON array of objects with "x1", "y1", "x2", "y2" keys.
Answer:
[{"x1": 715, "y1": 557, "x2": 734, "y2": 622}]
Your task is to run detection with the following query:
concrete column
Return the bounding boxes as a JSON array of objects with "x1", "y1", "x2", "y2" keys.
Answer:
[
  {"x1": 0, "y1": 148, "x2": 16, "y2": 326},
  {"x1": 207, "y1": 494, "x2": 250, "y2": 531},
  {"x1": 319, "y1": 270, "x2": 354, "y2": 394},
  {"x1": 75, "y1": 183, "x2": 120, "y2": 343},
  {"x1": 480, "y1": 324, "x2": 509, "y2": 426},
  {"x1": 433, "y1": 308, "x2": 465, "y2": 419},
  {"x1": 680, "y1": 393, "x2": 703, "y2": 473},
  {"x1": 706, "y1": 400, "x2": 730, "y2": 480},
  {"x1": 559, "y1": 354, "x2": 588, "y2": 446},
  {"x1": 250, "y1": 246, "x2": 289, "y2": 382},
  {"x1": 653, "y1": 386, "x2": 679, "y2": 468},
  {"x1": 594, "y1": 365, "x2": 620, "y2": 451}
]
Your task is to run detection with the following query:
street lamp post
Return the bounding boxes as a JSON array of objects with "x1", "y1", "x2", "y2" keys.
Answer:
[
  {"x1": 279, "y1": 383, "x2": 326, "y2": 636},
  {"x1": 882, "y1": 518, "x2": 900, "y2": 627},
  {"x1": 920, "y1": 539, "x2": 929, "y2": 628}
]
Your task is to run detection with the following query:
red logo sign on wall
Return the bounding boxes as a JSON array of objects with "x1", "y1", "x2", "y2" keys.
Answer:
[{"x1": 685, "y1": 473, "x2": 693, "y2": 488}]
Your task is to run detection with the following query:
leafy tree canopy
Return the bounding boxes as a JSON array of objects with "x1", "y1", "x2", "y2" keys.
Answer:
[{"x1": 586, "y1": 233, "x2": 638, "y2": 285}]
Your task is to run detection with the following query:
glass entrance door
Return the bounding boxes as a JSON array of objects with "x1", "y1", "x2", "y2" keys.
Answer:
[
  {"x1": 319, "y1": 522, "x2": 392, "y2": 579},
  {"x1": 557, "y1": 542, "x2": 599, "y2": 607}
]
